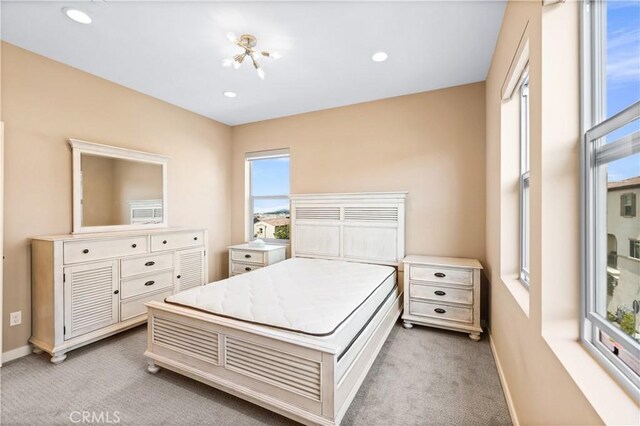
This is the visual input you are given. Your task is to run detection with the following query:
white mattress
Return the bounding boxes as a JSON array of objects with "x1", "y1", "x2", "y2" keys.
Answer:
[{"x1": 166, "y1": 257, "x2": 396, "y2": 338}]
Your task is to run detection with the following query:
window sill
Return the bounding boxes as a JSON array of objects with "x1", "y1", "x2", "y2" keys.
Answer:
[
  {"x1": 542, "y1": 321, "x2": 639, "y2": 424},
  {"x1": 500, "y1": 275, "x2": 530, "y2": 318}
]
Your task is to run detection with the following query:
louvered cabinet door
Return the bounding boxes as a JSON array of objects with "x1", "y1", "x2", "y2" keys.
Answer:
[
  {"x1": 63, "y1": 260, "x2": 118, "y2": 340},
  {"x1": 175, "y1": 248, "x2": 206, "y2": 292}
]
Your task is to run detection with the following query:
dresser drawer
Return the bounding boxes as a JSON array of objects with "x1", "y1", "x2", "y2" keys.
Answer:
[
  {"x1": 409, "y1": 282, "x2": 473, "y2": 305},
  {"x1": 409, "y1": 265, "x2": 473, "y2": 286},
  {"x1": 64, "y1": 236, "x2": 148, "y2": 264},
  {"x1": 121, "y1": 289, "x2": 173, "y2": 321},
  {"x1": 121, "y1": 253, "x2": 173, "y2": 278},
  {"x1": 230, "y1": 250, "x2": 266, "y2": 265},
  {"x1": 231, "y1": 262, "x2": 263, "y2": 275},
  {"x1": 409, "y1": 300, "x2": 472, "y2": 323},
  {"x1": 121, "y1": 271, "x2": 174, "y2": 300},
  {"x1": 151, "y1": 231, "x2": 204, "y2": 252}
]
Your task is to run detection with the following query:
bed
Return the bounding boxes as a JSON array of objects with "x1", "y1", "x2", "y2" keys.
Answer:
[{"x1": 144, "y1": 192, "x2": 407, "y2": 425}]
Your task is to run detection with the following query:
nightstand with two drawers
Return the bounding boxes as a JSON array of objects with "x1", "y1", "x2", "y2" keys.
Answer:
[{"x1": 228, "y1": 243, "x2": 287, "y2": 277}]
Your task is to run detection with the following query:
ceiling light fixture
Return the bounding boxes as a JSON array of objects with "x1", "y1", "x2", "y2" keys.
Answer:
[
  {"x1": 371, "y1": 51, "x2": 388, "y2": 62},
  {"x1": 62, "y1": 7, "x2": 92, "y2": 24},
  {"x1": 223, "y1": 91, "x2": 237, "y2": 98},
  {"x1": 222, "y1": 33, "x2": 280, "y2": 80}
]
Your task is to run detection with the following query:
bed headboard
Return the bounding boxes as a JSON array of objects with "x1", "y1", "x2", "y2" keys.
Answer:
[{"x1": 289, "y1": 192, "x2": 407, "y2": 267}]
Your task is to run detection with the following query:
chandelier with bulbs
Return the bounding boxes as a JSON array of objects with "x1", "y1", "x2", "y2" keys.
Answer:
[{"x1": 222, "y1": 33, "x2": 281, "y2": 80}]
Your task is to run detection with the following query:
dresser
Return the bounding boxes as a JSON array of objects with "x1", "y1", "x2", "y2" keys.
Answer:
[
  {"x1": 402, "y1": 255, "x2": 483, "y2": 341},
  {"x1": 228, "y1": 243, "x2": 286, "y2": 276},
  {"x1": 30, "y1": 228, "x2": 208, "y2": 363}
]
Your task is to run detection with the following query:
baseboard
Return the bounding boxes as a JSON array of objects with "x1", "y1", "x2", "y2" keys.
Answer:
[
  {"x1": 2, "y1": 344, "x2": 33, "y2": 365},
  {"x1": 488, "y1": 331, "x2": 520, "y2": 426}
]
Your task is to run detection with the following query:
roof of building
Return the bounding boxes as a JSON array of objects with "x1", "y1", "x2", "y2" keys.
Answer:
[
  {"x1": 258, "y1": 218, "x2": 291, "y2": 227},
  {"x1": 608, "y1": 176, "x2": 640, "y2": 191}
]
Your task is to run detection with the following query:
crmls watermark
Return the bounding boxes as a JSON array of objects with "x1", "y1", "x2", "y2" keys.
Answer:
[{"x1": 69, "y1": 411, "x2": 121, "y2": 424}]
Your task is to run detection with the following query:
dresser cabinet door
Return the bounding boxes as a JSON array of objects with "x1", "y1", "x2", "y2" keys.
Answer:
[
  {"x1": 175, "y1": 248, "x2": 206, "y2": 292},
  {"x1": 63, "y1": 260, "x2": 119, "y2": 340}
]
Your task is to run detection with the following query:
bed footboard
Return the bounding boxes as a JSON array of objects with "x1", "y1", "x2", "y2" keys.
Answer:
[{"x1": 144, "y1": 291, "x2": 402, "y2": 425}]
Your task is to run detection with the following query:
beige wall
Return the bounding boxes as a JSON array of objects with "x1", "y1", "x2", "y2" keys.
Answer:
[
  {"x1": 230, "y1": 83, "x2": 487, "y2": 268},
  {"x1": 486, "y1": 1, "x2": 636, "y2": 424},
  {"x1": 1, "y1": 42, "x2": 232, "y2": 352}
]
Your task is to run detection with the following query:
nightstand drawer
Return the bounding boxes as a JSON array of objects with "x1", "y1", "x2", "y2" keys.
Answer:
[
  {"x1": 231, "y1": 262, "x2": 263, "y2": 275},
  {"x1": 231, "y1": 250, "x2": 266, "y2": 265},
  {"x1": 409, "y1": 300, "x2": 472, "y2": 323},
  {"x1": 409, "y1": 282, "x2": 472, "y2": 305},
  {"x1": 409, "y1": 265, "x2": 473, "y2": 286}
]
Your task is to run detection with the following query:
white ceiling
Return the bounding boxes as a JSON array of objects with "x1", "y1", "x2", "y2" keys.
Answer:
[{"x1": 1, "y1": 1, "x2": 506, "y2": 125}]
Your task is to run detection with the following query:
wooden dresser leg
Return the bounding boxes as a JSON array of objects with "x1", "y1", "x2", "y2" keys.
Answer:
[
  {"x1": 147, "y1": 360, "x2": 161, "y2": 374},
  {"x1": 469, "y1": 333, "x2": 481, "y2": 341},
  {"x1": 402, "y1": 321, "x2": 413, "y2": 329},
  {"x1": 32, "y1": 347, "x2": 44, "y2": 355},
  {"x1": 50, "y1": 353, "x2": 67, "y2": 364}
]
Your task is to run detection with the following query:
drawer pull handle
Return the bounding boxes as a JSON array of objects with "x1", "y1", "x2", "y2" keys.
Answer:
[
  {"x1": 162, "y1": 240, "x2": 168, "y2": 245},
  {"x1": 114, "y1": 290, "x2": 119, "y2": 295},
  {"x1": 144, "y1": 281, "x2": 155, "y2": 286},
  {"x1": 434, "y1": 272, "x2": 446, "y2": 278},
  {"x1": 245, "y1": 267, "x2": 252, "y2": 271},
  {"x1": 132, "y1": 244, "x2": 137, "y2": 248},
  {"x1": 82, "y1": 249, "x2": 89, "y2": 254},
  {"x1": 145, "y1": 261, "x2": 155, "y2": 267},
  {"x1": 194, "y1": 237, "x2": 198, "y2": 241},
  {"x1": 177, "y1": 275, "x2": 181, "y2": 279},
  {"x1": 434, "y1": 308, "x2": 446, "y2": 314},
  {"x1": 244, "y1": 254, "x2": 252, "y2": 259},
  {"x1": 434, "y1": 290, "x2": 446, "y2": 296}
]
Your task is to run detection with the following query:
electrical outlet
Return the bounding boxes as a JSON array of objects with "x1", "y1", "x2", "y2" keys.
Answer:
[{"x1": 9, "y1": 311, "x2": 21, "y2": 327}]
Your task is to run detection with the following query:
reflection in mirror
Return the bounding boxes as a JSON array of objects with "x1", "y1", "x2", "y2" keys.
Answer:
[{"x1": 81, "y1": 154, "x2": 163, "y2": 227}]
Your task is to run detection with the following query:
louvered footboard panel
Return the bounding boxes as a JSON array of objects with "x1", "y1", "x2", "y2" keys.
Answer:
[
  {"x1": 152, "y1": 316, "x2": 219, "y2": 365},
  {"x1": 225, "y1": 336, "x2": 322, "y2": 401}
]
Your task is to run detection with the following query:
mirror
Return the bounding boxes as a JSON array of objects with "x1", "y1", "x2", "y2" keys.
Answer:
[{"x1": 69, "y1": 139, "x2": 168, "y2": 233}]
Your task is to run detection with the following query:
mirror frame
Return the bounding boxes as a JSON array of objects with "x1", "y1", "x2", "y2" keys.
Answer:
[{"x1": 68, "y1": 139, "x2": 169, "y2": 234}]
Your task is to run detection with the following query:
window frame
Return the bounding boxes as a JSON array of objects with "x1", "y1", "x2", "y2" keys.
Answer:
[
  {"x1": 519, "y1": 70, "x2": 531, "y2": 287},
  {"x1": 245, "y1": 149, "x2": 290, "y2": 244},
  {"x1": 581, "y1": 0, "x2": 640, "y2": 397}
]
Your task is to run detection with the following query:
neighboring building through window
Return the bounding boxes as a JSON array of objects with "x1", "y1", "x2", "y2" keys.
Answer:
[
  {"x1": 246, "y1": 149, "x2": 290, "y2": 242},
  {"x1": 582, "y1": 0, "x2": 640, "y2": 394},
  {"x1": 620, "y1": 192, "x2": 637, "y2": 217},
  {"x1": 519, "y1": 70, "x2": 530, "y2": 287}
]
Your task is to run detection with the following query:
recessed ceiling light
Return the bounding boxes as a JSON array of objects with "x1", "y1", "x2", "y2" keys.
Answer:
[
  {"x1": 62, "y1": 7, "x2": 92, "y2": 24},
  {"x1": 223, "y1": 91, "x2": 237, "y2": 98},
  {"x1": 371, "y1": 51, "x2": 388, "y2": 62}
]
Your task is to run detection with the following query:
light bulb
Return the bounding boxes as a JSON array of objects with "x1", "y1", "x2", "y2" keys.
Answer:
[
  {"x1": 257, "y1": 68, "x2": 266, "y2": 80},
  {"x1": 226, "y1": 32, "x2": 236, "y2": 42},
  {"x1": 233, "y1": 61, "x2": 241, "y2": 70},
  {"x1": 222, "y1": 58, "x2": 234, "y2": 67},
  {"x1": 270, "y1": 52, "x2": 282, "y2": 60},
  {"x1": 62, "y1": 8, "x2": 92, "y2": 24}
]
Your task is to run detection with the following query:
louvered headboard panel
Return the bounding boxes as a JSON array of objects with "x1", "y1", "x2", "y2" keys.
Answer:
[{"x1": 290, "y1": 192, "x2": 407, "y2": 266}]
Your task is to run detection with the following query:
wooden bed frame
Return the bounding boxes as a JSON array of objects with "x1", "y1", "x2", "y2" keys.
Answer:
[{"x1": 144, "y1": 192, "x2": 407, "y2": 425}]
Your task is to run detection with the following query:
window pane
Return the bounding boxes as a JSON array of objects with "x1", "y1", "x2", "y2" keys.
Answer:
[
  {"x1": 598, "y1": 329, "x2": 640, "y2": 377},
  {"x1": 600, "y1": 153, "x2": 640, "y2": 345},
  {"x1": 251, "y1": 157, "x2": 290, "y2": 196},
  {"x1": 605, "y1": 1, "x2": 640, "y2": 119},
  {"x1": 522, "y1": 178, "x2": 530, "y2": 278},
  {"x1": 252, "y1": 198, "x2": 290, "y2": 240}
]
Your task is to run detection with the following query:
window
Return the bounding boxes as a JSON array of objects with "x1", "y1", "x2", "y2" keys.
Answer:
[
  {"x1": 246, "y1": 149, "x2": 290, "y2": 242},
  {"x1": 620, "y1": 193, "x2": 636, "y2": 217},
  {"x1": 630, "y1": 239, "x2": 640, "y2": 260},
  {"x1": 519, "y1": 71, "x2": 530, "y2": 287},
  {"x1": 582, "y1": 0, "x2": 640, "y2": 395}
]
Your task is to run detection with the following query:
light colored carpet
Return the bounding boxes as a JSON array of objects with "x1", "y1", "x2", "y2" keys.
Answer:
[{"x1": 1, "y1": 322, "x2": 511, "y2": 425}]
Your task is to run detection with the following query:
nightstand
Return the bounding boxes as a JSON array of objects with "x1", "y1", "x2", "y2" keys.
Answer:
[
  {"x1": 402, "y1": 255, "x2": 483, "y2": 341},
  {"x1": 228, "y1": 243, "x2": 287, "y2": 276}
]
